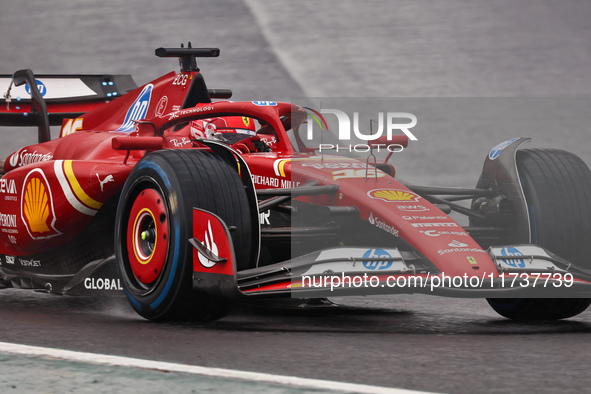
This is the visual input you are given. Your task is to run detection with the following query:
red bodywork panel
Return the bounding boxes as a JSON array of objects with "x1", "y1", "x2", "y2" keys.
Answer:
[
  {"x1": 192, "y1": 209, "x2": 235, "y2": 276},
  {"x1": 0, "y1": 71, "x2": 196, "y2": 255},
  {"x1": 243, "y1": 153, "x2": 498, "y2": 278},
  {"x1": 0, "y1": 68, "x2": 500, "y2": 281}
]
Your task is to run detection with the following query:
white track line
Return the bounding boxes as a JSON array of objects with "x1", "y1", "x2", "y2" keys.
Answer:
[
  {"x1": 243, "y1": 0, "x2": 312, "y2": 98},
  {"x1": 0, "y1": 341, "x2": 433, "y2": 394}
]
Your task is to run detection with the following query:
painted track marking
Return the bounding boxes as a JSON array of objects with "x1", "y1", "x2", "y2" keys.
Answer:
[{"x1": 0, "y1": 341, "x2": 434, "y2": 393}]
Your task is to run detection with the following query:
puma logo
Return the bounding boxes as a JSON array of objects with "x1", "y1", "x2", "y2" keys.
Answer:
[{"x1": 96, "y1": 174, "x2": 114, "y2": 192}]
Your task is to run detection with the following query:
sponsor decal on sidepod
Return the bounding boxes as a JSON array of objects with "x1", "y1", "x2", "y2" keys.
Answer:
[
  {"x1": 368, "y1": 212, "x2": 399, "y2": 236},
  {"x1": 116, "y1": 84, "x2": 153, "y2": 132},
  {"x1": 368, "y1": 189, "x2": 421, "y2": 203}
]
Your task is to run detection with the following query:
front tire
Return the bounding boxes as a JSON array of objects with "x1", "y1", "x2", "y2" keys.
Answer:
[
  {"x1": 115, "y1": 150, "x2": 252, "y2": 321},
  {"x1": 487, "y1": 298, "x2": 590, "y2": 321},
  {"x1": 488, "y1": 148, "x2": 591, "y2": 320}
]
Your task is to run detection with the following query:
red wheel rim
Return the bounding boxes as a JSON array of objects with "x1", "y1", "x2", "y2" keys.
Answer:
[{"x1": 126, "y1": 188, "x2": 169, "y2": 284}]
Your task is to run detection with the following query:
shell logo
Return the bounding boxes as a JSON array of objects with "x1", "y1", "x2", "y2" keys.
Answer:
[
  {"x1": 368, "y1": 189, "x2": 420, "y2": 203},
  {"x1": 21, "y1": 169, "x2": 61, "y2": 239},
  {"x1": 24, "y1": 178, "x2": 50, "y2": 233}
]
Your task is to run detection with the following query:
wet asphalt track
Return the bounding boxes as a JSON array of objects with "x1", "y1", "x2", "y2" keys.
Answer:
[{"x1": 2, "y1": 1, "x2": 591, "y2": 392}]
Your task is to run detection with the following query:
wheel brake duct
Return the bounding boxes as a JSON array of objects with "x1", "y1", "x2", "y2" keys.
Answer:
[
  {"x1": 196, "y1": 138, "x2": 261, "y2": 269},
  {"x1": 477, "y1": 138, "x2": 532, "y2": 243}
]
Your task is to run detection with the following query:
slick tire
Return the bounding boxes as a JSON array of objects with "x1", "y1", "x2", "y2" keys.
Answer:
[
  {"x1": 486, "y1": 298, "x2": 590, "y2": 321},
  {"x1": 488, "y1": 148, "x2": 591, "y2": 320},
  {"x1": 115, "y1": 150, "x2": 252, "y2": 321}
]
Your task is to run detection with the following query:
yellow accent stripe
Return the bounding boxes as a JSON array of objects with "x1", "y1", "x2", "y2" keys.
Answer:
[
  {"x1": 64, "y1": 160, "x2": 103, "y2": 210},
  {"x1": 278, "y1": 159, "x2": 289, "y2": 177}
]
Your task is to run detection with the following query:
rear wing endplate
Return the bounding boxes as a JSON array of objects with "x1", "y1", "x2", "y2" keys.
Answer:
[{"x1": 0, "y1": 73, "x2": 138, "y2": 126}]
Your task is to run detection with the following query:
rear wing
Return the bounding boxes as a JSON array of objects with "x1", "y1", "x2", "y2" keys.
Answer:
[
  {"x1": 0, "y1": 45, "x2": 234, "y2": 144},
  {"x1": 0, "y1": 73, "x2": 138, "y2": 126}
]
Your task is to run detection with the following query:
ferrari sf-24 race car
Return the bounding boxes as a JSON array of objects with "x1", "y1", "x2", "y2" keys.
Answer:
[{"x1": 0, "y1": 46, "x2": 590, "y2": 321}]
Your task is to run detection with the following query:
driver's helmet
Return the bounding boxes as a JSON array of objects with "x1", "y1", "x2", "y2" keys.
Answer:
[{"x1": 190, "y1": 116, "x2": 256, "y2": 140}]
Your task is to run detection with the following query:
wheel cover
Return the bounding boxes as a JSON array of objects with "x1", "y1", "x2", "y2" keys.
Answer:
[{"x1": 126, "y1": 188, "x2": 169, "y2": 284}]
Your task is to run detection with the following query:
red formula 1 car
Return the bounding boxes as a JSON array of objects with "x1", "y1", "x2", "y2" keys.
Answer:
[{"x1": 1, "y1": 46, "x2": 591, "y2": 321}]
